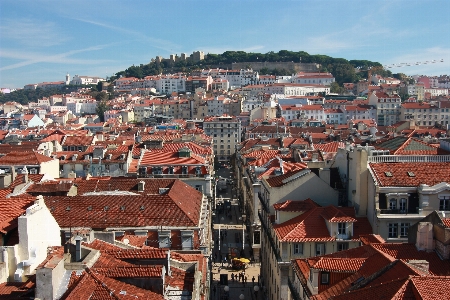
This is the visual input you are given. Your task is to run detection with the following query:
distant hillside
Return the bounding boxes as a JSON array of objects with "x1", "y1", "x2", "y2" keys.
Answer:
[{"x1": 113, "y1": 50, "x2": 392, "y2": 85}]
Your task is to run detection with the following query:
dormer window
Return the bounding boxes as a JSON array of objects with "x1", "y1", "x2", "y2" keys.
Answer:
[
  {"x1": 399, "y1": 198, "x2": 407, "y2": 213},
  {"x1": 321, "y1": 272, "x2": 330, "y2": 285},
  {"x1": 338, "y1": 223, "x2": 346, "y2": 235},
  {"x1": 168, "y1": 166, "x2": 174, "y2": 174},
  {"x1": 182, "y1": 166, "x2": 188, "y2": 175},
  {"x1": 195, "y1": 166, "x2": 201, "y2": 175},
  {"x1": 389, "y1": 198, "x2": 397, "y2": 210},
  {"x1": 439, "y1": 196, "x2": 450, "y2": 211}
]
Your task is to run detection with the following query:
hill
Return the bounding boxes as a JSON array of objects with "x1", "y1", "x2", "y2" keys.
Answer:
[{"x1": 113, "y1": 50, "x2": 392, "y2": 85}]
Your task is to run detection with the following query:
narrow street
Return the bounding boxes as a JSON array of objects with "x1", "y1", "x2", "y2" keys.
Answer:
[{"x1": 210, "y1": 165, "x2": 262, "y2": 300}]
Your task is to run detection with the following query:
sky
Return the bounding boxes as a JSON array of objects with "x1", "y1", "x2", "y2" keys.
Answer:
[{"x1": 1, "y1": 0, "x2": 450, "y2": 89}]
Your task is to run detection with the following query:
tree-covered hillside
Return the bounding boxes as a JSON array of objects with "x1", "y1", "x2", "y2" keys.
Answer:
[{"x1": 113, "y1": 50, "x2": 392, "y2": 85}]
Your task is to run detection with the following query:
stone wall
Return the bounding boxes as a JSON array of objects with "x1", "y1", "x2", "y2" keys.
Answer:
[{"x1": 231, "y1": 62, "x2": 320, "y2": 73}]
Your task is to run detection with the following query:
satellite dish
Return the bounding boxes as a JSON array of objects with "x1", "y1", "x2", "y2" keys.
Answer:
[{"x1": 123, "y1": 238, "x2": 129, "y2": 245}]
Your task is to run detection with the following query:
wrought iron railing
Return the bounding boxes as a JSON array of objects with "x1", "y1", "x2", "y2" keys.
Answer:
[
  {"x1": 258, "y1": 211, "x2": 281, "y2": 262},
  {"x1": 287, "y1": 277, "x2": 302, "y2": 300}
]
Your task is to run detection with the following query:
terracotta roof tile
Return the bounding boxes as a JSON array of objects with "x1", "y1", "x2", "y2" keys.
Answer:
[
  {"x1": 310, "y1": 257, "x2": 366, "y2": 272},
  {"x1": 0, "y1": 151, "x2": 54, "y2": 165},
  {"x1": 359, "y1": 234, "x2": 386, "y2": 245},
  {"x1": 273, "y1": 198, "x2": 320, "y2": 211},
  {"x1": 442, "y1": 218, "x2": 450, "y2": 228},
  {"x1": 369, "y1": 162, "x2": 450, "y2": 187},
  {"x1": 62, "y1": 135, "x2": 95, "y2": 146},
  {"x1": 116, "y1": 234, "x2": 147, "y2": 248}
]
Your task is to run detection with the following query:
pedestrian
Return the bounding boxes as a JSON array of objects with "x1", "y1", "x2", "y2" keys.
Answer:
[
  {"x1": 243, "y1": 276, "x2": 246, "y2": 287},
  {"x1": 231, "y1": 273, "x2": 234, "y2": 282},
  {"x1": 252, "y1": 276, "x2": 255, "y2": 285}
]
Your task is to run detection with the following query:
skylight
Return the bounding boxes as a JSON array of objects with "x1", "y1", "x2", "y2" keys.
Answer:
[
  {"x1": 384, "y1": 171, "x2": 393, "y2": 177},
  {"x1": 407, "y1": 171, "x2": 415, "y2": 177}
]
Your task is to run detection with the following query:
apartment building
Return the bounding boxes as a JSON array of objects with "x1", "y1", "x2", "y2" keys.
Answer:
[
  {"x1": 291, "y1": 72, "x2": 335, "y2": 86},
  {"x1": 368, "y1": 91, "x2": 401, "y2": 126},
  {"x1": 203, "y1": 115, "x2": 241, "y2": 162},
  {"x1": 401, "y1": 101, "x2": 450, "y2": 126}
]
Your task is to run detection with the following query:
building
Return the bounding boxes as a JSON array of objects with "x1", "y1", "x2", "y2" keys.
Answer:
[
  {"x1": 368, "y1": 91, "x2": 401, "y2": 126},
  {"x1": 290, "y1": 239, "x2": 450, "y2": 299},
  {"x1": 70, "y1": 75, "x2": 105, "y2": 85},
  {"x1": 259, "y1": 198, "x2": 372, "y2": 300},
  {"x1": 203, "y1": 115, "x2": 241, "y2": 162}
]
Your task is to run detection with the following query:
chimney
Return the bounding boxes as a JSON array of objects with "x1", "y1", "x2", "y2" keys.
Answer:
[
  {"x1": 21, "y1": 166, "x2": 28, "y2": 183},
  {"x1": 11, "y1": 166, "x2": 17, "y2": 183},
  {"x1": 75, "y1": 236, "x2": 83, "y2": 262},
  {"x1": 416, "y1": 222, "x2": 434, "y2": 251}
]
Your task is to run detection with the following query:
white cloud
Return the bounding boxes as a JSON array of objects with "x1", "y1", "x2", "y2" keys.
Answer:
[
  {"x1": 0, "y1": 44, "x2": 115, "y2": 71},
  {"x1": 71, "y1": 17, "x2": 179, "y2": 52},
  {"x1": 0, "y1": 18, "x2": 68, "y2": 47}
]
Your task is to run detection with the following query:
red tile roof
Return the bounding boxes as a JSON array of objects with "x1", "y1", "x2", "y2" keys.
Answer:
[
  {"x1": 359, "y1": 234, "x2": 386, "y2": 245},
  {"x1": 0, "y1": 282, "x2": 33, "y2": 299},
  {"x1": 320, "y1": 206, "x2": 357, "y2": 223},
  {"x1": 265, "y1": 169, "x2": 308, "y2": 187},
  {"x1": 116, "y1": 234, "x2": 147, "y2": 248},
  {"x1": 294, "y1": 241, "x2": 450, "y2": 300},
  {"x1": 273, "y1": 205, "x2": 363, "y2": 242},
  {"x1": 0, "y1": 151, "x2": 54, "y2": 165},
  {"x1": 369, "y1": 162, "x2": 450, "y2": 187},
  {"x1": 62, "y1": 269, "x2": 163, "y2": 299},
  {"x1": 273, "y1": 198, "x2": 320, "y2": 211},
  {"x1": 310, "y1": 257, "x2": 366, "y2": 272},
  {"x1": 442, "y1": 218, "x2": 450, "y2": 228},
  {"x1": 62, "y1": 135, "x2": 95, "y2": 146},
  {"x1": 0, "y1": 195, "x2": 36, "y2": 233}
]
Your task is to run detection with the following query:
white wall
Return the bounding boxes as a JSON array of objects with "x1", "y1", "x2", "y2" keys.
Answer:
[{"x1": 15, "y1": 196, "x2": 61, "y2": 281}]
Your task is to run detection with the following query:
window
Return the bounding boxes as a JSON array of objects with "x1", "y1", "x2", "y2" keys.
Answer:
[
  {"x1": 337, "y1": 242, "x2": 348, "y2": 251},
  {"x1": 293, "y1": 243, "x2": 303, "y2": 255},
  {"x1": 315, "y1": 243, "x2": 325, "y2": 255},
  {"x1": 388, "y1": 223, "x2": 398, "y2": 238},
  {"x1": 181, "y1": 230, "x2": 193, "y2": 250},
  {"x1": 321, "y1": 272, "x2": 329, "y2": 284},
  {"x1": 399, "y1": 198, "x2": 407, "y2": 213},
  {"x1": 158, "y1": 230, "x2": 171, "y2": 248},
  {"x1": 439, "y1": 196, "x2": 450, "y2": 211},
  {"x1": 338, "y1": 223, "x2": 346, "y2": 235},
  {"x1": 400, "y1": 223, "x2": 409, "y2": 238},
  {"x1": 389, "y1": 198, "x2": 397, "y2": 210}
]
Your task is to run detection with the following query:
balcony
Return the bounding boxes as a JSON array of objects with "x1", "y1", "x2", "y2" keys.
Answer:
[
  {"x1": 258, "y1": 211, "x2": 281, "y2": 262},
  {"x1": 379, "y1": 208, "x2": 418, "y2": 215}
]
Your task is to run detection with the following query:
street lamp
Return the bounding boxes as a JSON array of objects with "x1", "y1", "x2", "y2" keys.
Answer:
[
  {"x1": 254, "y1": 285, "x2": 259, "y2": 298},
  {"x1": 239, "y1": 294, "x2": 245, "y2": 300},
  {"x1": 224, "y1": 285, "x2": 229, "y2": 299}
]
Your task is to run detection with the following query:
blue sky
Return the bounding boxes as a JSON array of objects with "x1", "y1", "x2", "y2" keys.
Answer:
[{"x1": 1, "y1": 0, "x2": 450, "y2": 89}]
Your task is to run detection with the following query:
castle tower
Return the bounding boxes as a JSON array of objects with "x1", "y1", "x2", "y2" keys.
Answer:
[{"x1": 65, "y1": 73, "x2": 70, "y2": 85}]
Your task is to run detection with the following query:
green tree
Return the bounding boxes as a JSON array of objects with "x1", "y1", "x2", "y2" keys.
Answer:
[
  {"x1": 96, "y1": 100, "x2": 109, "y2": 122},
  {"x1": 330, "y1": 82, "x2": 346, "y2": 94}
]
